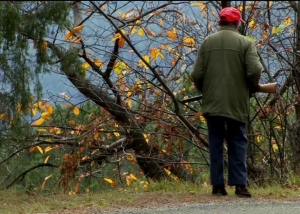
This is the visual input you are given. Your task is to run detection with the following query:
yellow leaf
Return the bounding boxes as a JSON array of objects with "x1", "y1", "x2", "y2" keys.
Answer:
[
  {"x1": 111, "y1": 33, "x2": 121, "y2": 42},
  {"x1": 113, "y1": 132, "x2": 120, "y2": 137},
  {"x1": 138, "y1": 55, "x2": 150, "y2": 69},
  {"x1": 72, "y1": 25, "x2": 85, "y2": 34},
  {"x1": 126, "y1": 176, "x2": 132, "y2": 186},
  {"x1": 130, "y1": 173, "x2": 137, "y2": 180},
  {"x1": 166, "y1": 28, "x2": 177, "y2": 41},
  {"x1": 118, "y1": 10, "x2": 134, "y2": 19},
  {"x1": 114, "y1": 61, "x2": 129, "y2": 74},
  {"x1": 183, "y1": 37, "x2": 196, "y2": 48},
  {"x1": 142, "y1": 181, "x2": 149, "y2": 189},
  {"x1": 111, "y1": 30, "x2": 126, "y2": 42},
  {"x1": 199, "y1": 116, "x2": 206, "y2": 123},
  {"x1": 130, "y1": 26, "x2": 137, "y2": 35},
  {"x1": 237, "y1": 5, "x2": 253, "y2": 11},
  {"x1": 269, "y1": 1, "x2": 272, "y2": 7},
  {"x1": 111, "y1": 30, "x2": 127, "y2": 47},
  {"x1": 45, "y1": 174, "x2": 52, "y2": 180},
  {"x1": 274, "y1": 125, "x2": 282, "y2": 130},
  {"x1": 73, "y1": 106, "x2": 80, "y2": 116},
  {"x1": 31, "y1": 118, "x2": 45, "y2": 126},
  {"x1": 37, "y1": 146, "x2": 44, "y2": 154},
  {"x1": 41, "y1": 112, "x2": 51, "y2": 120},
  {"x1": 248, "y1": 19, "x2": 255, "y2": 28},
  {"x1": 272, "y1": 144, "x2": 278, "y2": 152},
  {"x1": 138, "y1": 28, "x2": 144, "y2": 36},
  {"x1": 127, "y1": 153, "x2": 137, "y2": 164},
  {"x1": 125, "y1": 99, "x2": 132, "y2": 108},
  {"x1": 150, "y1": 48, "x2": 165, "y2": 61},
  {"x1": 37, "y1": 128, "x2": 47, "y2": 132},
  {"x1": 41, "y1": 174, "x2": 52, "y2": 190},
  {"x1": 0, "y1": 113, "x2": 6, "y2": 121},
  {"x1": 94, "y1": 59, "x2": 103, "y2": 68},
  {"x1": 81, "y1": 155, "x2": 88, "y2": 161},
  {"x1": 44, "y1": 146, "x2": 52, "y2": 153},
  {"x1": 104, "y1": 178, "x2": 116, "y2": 187},
  {"x1": 44, "y1": 155, "x2": 50, "y2": 163},
  {"x1": 164, "y1": 168, "x2": 171, "y2": 175},
  {"x1": 44, "y1": 105, "x2": 53, "y2": 114},
  {"x1": 143, "y1": 133, "x2": 149, "y2": 143},
  {"x1": 285, "y1": 16, "x2": 291, "y2": 26},
  {"x1": 49, "y1": 126, "x2": 55, "y2": 133},
  {"x1": 104, "y1": 178, "x2": 113, "y2": 184},
  {"x1": 82, "y1": 62, "x2": 91, "y2": 70},
  {"x1": 69, "y1": 191, "x2": 76, "y2": 196},
  {"x1": 65, "y1": 25, "x2": 85, "y2": 41},
  {"x1": 65, "y1": 31, "x2": 73, "y2": 40},
  {"x1": 35, "y1": 101, "x2": 43, "y2": 109},
  {"x1": 159, "y1": 18, "x2": 164, "y2": 26},
  {"x1": 56, "y1": 128, "x2": 62, "y2": 135},
  {"x1": 272, "y1": 26, "x2": 276, "y2": 34},
  {"x1": 257, "y1": 135, "x2": 263, "y2": 143}
]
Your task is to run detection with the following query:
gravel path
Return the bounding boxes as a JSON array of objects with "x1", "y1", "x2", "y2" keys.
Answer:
[{"x1": 100, "y1": 199, "x2": 300, "y2": 214}]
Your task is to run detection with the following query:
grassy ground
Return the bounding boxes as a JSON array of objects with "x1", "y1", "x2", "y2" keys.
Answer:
[{"x1": 1, "y1": 181, "x2": 300, "y2": 214}]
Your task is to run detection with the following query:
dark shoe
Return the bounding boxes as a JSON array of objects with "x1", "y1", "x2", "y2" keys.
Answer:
[
  {"x1": 212, "y1": 185, "x2": 228, "y2": 196},
  {"x1": 235, "y1": 185, "x2": 252, "y2": 198}
]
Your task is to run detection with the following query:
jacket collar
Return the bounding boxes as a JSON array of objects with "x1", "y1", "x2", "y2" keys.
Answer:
[{"x1": 219, "y1": 26, "x2": 240, "y2": 33}]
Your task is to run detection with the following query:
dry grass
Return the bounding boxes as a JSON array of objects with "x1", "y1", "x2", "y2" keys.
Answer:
[{"x1": 1, "y1": 182, "x2": 300, "y2": 214}]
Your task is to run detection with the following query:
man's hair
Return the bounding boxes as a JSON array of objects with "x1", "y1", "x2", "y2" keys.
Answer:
[{"x1": 218, "y1": 18, "x2": 240, "y2": 28}]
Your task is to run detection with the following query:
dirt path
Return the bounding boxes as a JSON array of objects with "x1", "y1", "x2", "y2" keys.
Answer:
[{"x1": 49, "y1": 191, "x2": 300, "y2": 214}]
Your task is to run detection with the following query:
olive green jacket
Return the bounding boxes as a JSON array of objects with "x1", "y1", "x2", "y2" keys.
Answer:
[{"x1": 191, "y1": 25, "x2": 263, "y2": 123}]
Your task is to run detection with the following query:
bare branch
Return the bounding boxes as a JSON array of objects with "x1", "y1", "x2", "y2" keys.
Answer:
[{"x1": 5, "y1": 163, "x2": 58, "y2": 189}]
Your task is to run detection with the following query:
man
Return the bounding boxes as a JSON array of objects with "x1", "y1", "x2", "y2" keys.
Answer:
[{"x1": 191, "y1": 7, "x2": 263, "y2": 197}]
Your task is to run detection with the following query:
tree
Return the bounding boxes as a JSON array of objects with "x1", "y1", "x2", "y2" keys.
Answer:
[
  {"x1": 0, "y1": 1, "x2": 299, "y2": 191},
  {"x1": 292, "y1": 1, "x2": 300, "y2": 174}
]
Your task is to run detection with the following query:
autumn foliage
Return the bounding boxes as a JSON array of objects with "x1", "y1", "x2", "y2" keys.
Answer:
[{"x1": 0, "y1": 1, "x2": 299, "y2": 193}]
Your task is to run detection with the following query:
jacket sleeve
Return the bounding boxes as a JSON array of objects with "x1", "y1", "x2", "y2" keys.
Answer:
[
  {"x1": 245, "y1": 42, "x2": 263, "y2": 92},
  {"x1": 191, "y1": 44, "x2": 205, "y2": 93}
]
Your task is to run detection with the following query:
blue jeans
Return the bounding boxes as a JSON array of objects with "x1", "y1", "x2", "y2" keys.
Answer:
[{"x1": 206, "y1": 116, "x2": 248, "y2": 186}]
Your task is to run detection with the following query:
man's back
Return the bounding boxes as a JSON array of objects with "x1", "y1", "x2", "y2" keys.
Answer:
[{"x1": 192, "y1": 26, "x2": 262, "y2": 123}]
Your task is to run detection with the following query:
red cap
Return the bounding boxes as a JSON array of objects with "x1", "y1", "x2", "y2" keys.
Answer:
[{"x1": 219, "y1": 7, "x2": 245, "y2": 23}]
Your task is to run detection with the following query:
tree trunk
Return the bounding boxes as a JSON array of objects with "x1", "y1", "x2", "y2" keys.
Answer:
[
  {"x1": 62, "y1": 64, "x2": 194, "y2": 181},
  {"x1": 293, "y1": 2, "x2": 300, "y2": 174}
]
